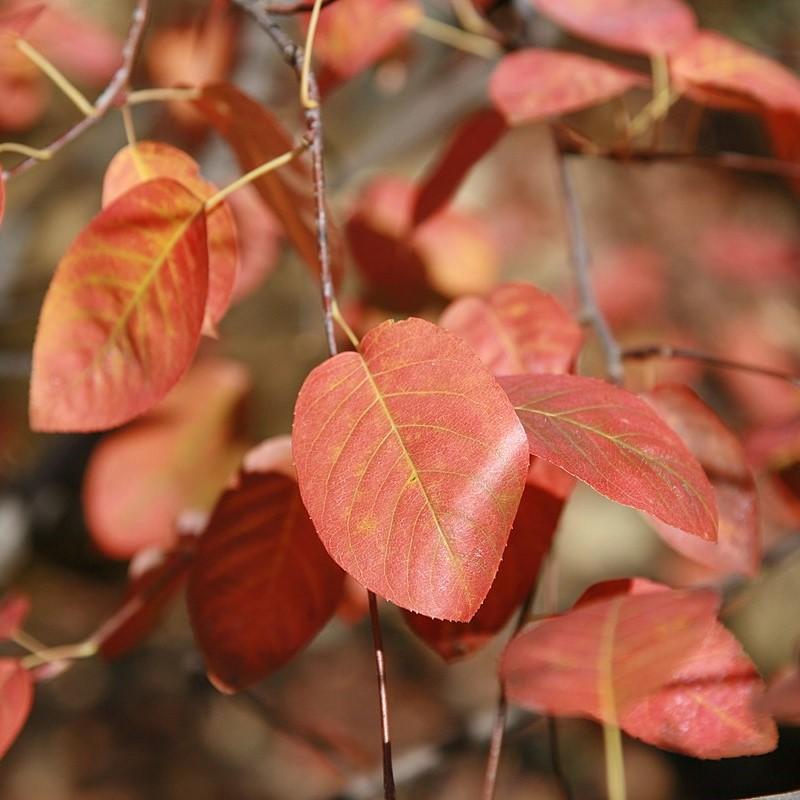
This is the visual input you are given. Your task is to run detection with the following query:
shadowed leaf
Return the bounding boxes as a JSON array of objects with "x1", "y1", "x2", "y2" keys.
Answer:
[
  {"x1": 30, "y1": 178, "x2": 208, "y2": 432},
  {"x1": 292, "y1": 317, "x2": 529, "y2": 621},
  {"x1": 501, "y1": 373, "x2": 718, "y2": 540}
]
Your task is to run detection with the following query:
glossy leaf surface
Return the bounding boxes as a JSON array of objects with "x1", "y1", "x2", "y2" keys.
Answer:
[
  {"x1": 0, "y1": 660, "x2": 32, "y2": 758},
  {"x1": 502, "y1": 583, "x2": 719, "y2": 721},
  {"x1": 83, "y1": 358, "x2": 249, "y2": 558},
  {"x1": 413, "y1": 108, "x2": 507, "y2": 227},
  {"x1": 501, "y1": 374, "x2": 718, "y2": 540},
  {"x1": 188, "y1": 465, "x2": 345, "y2": 691},
  {"x1": 439, "y1": 283, "x2": 582, "y2": 377},
  {"x1": 404, "y1": 460, "x2": 573, "y2": 660},
  {"x1": 490, "y1": 49, "x2": 645, "y2": 127},
  {"x1": 193, "y1": 83, "x2": 344, "y2": 282},
  {"x1": 103, "y1": 141, "x2": 239, "y2": 334},
  {"x1": 531, "y1": 0, "x2": 696, "y2": 55},
  {"x1": 644, "y1": 385, "x2": 760, "y2": 576},
  {"x1": 30, "y1": 178, "x2": 208, "y2": 432},
  {"x1": 292, "y1": 317, "x2": 530, "y2": 621}
]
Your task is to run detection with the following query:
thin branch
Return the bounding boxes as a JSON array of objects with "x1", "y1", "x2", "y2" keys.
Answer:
[
  {"x1": 3, "y1": 0, "x2": 149, "y2": 181},
  {"x1": 551, "y1": 130, "x2": 624, "y2": 384},
  {"x1": 232, "y1": 4, "x2": 394, "y2": 796},
  {"x1": 621, "y1": 344, "x2": 800, "y2": 387}
]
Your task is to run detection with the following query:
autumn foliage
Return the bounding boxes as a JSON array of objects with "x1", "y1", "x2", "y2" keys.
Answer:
[{"x1": 2, "y1": 0, "x2": 800, "y2": 797}]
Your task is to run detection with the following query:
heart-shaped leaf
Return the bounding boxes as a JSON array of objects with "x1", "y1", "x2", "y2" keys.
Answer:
[
  {"x1": 292, "y1": 317, "x2": 530, "y2": 621},
  {"x1": 103, "y1": 141, "x2": 239, "y2": 334},
  {"x1": 30, "y1": 178, "x2": 208, "y2": 432},
  {"x1": 490, "y1": 49, "x2": 646, "y2": 127},
  {"x1": 501, "y1": 373, "x2": 718, "y2": 540},
  {"x1": 188, "y1": 456, "x2": 345, "y2": 691},
  {"x1": 440, "y1": 283, "x2": 582, "y2": 377}
]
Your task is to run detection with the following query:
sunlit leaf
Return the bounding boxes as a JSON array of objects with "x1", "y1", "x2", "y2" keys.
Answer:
[
  {"x1": 670, "y1": 31, "x2": 800, "y2": 115},
  {"x1": 0, "y1": 659, "x2": 32, "y2": 758},
  {"x1": 188, "y1": 456, "x2": 345, "y2": 691},
  {"x1": 501, "y1": 373, "x2": 718, "y2": 540},
  {"x1": 104, "y1": 142, "x2": 238, "y2": 335},
  {"x1": 193, "y1": 82, "x2": 344, "y2": 283},
  {"x1": 501, "y1": 581, "x2": 719, "y2": 721},
  {"x1": 644, "y1": 385, "x2": 760, "y2": 576},
  {"x1": 490, "y1": 49, "x2": 646, "y2": 126},
  {"x1": 439, "y1": 283, "x2": 582, "y2": 377},
  {"x1": 308, "y1": 0, "x2": 421, "y2": 80},
  {"x1": 30, "y1": 178, "x2": 208, "y2": 432},
  {"x1": 83, "y1": 358, "x2": 250, "y2": 558},
  {"x1": 404, "y1": 460, "x2": 573, "y2": 660},
  {"x1": 412, "y1": 108, "x2": 507, "y2": 227},
  {"x1": 292, "y1": 317, "x2": 530, "y2": 621},
  {"x1": 530, "y1": 0, "x2": 696, "y2": 55}
]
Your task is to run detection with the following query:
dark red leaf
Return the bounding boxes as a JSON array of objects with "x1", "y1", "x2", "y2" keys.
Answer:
[
  {"x1": 187, "y1": 458, "x2": 345, "y2": 691},
  {"x1": 292, "y1": 317, "x2": 530, "y2": 621},
  {"x1": 412, "y1": 108, "x2": 507, "y2": 227},
  {"x1": 0, "y1": 593, "x2": 29, "y2": 641}
]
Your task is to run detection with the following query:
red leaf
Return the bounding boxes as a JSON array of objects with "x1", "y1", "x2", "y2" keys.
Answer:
[
  {"x1": 759, "y1": 666, "x2": 800, "y2": 726},
  {"x1": 0, "y1": 659, "x2": 32, "y2": 758},
  {"x1": 404, "y1": 461, "x2": 573, "y2": 660},
  {"x1": 531, "y1": 0, "x2": 696, "y2": 55},
  {"x1": 622, "y1": 622, "x2": 777, "y2": 758},
  {"x1": 0, "y1": 592, "x2": 29, "y2": 641},
  {"x1": 96, "y1": 534, "x2": 198, "y2": 661},
  {"x1": 766, "y1": 111, "x2": 800, "y2": 193},
  {"x1": 292, "y1": 317, "x2": 530, "y2": 621},
  {"x1": 103, "y1": 142, "x2": 239, "y2": 335},
  {"x1": 30, "y1": 178, "x2": 208, "y2": 432},
  {"x1": 412, "y1": 108, "x2": 507, "y2": 227},
  {"x1": 193, "y1": 83, "x2": 344, "y2": 284},
  {"x1": 308, "y1": 0, "x2": 421, "y2": 80},
  {"x1": 644, "y1": 385, "x2": 760, "y2": 576},
  {"x1": 501, "y1": 583, "x2": 719, "y2": 721},
  {"x1": 0, "y1": 4, "x2": 44, "y2": 37},
  {"x1": 490, "y1": 49, "x2": 646, "y2": 127},
  {"x1": 83, "y1": 358, "x2": 250, "y2": 558},
  {"x1": 187, "y1": 463, "x2": 345, "y2": 691},
  {"x1": 439, "y1": 282, "x2": 582, "y2": 377},
  {"x1": 501, "y1": 373, "x2": 718, "y2": 540},
  {"x1": 670, "y1": 31, "x2": 800, "y2": 115}
]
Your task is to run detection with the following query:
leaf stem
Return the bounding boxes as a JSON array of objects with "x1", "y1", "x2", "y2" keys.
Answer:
[
  {"x1": 204, "y1": 144, "x2": 306, "y2": 212},
  {"x1": 332, "y1": 300, "x2": 360, "y2": 349},
  {"x1": 414, "y1": 15, "x2": 501, "y2": 59},
  {"x1": 21, "y1": 639, "x2": 98, "y2": 670},
  {"x1": 16, "y1": 38, "x2": 97, "y2": 118},
  {"x1": 300, "y1": 0, "x2": 324, "y2": 109},
  {"x1": 0, "y1": 142, "x2": 52, "y2": 161},
  {"x1": 121, "y1": 104, "x2": 137, "y2": 148},
  {"x1": 602, "y1": 721, "x2": 627, "y2": 800},
  {"x1": 126, "y1": 87, "x2": 202, "y2": 105}
]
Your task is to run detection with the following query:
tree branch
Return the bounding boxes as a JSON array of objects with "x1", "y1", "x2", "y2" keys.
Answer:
[{"x1": 3, "y1": 0, "x2": 150, "y2": 181}]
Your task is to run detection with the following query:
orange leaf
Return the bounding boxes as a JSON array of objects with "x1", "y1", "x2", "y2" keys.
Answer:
[
  {"x1": 292, "y1": 317, "x2": 530, "y2": 621},
  {"x1": 193, "y1": 82, "x2": 344, "y2": 284},
  {"x1": 30, "y1": 178, "x2": 209, "y2": 432},
  {"x1": 187, "y1": 460, "x2": 345, "y2": 691},
  {"x1": 490, "y1": 49, "x2": 646, "y2": 127},
  {"x1": 308, "y1": 0, "x2": 421, "y2": 80},
  {"x1": 644, "y1": 385, "x2": 760, "y2": 577},
  {"x1": 403, "y1": 461, "x2": 573, "y2": 660},
  {"x1": 439, "y1": 283, "x2": 582, "y2": 377},
  {"x1": 501, "y1": 373, "x2": 719, "y2": 540},
  {"x1": 83, "y1": 358, "x2": 250, "y2": 558},
  {"x1": 501, "y1": 582, "x2": 719, "y2": 721},
  {"x1": 0, "y1": 659, "x2": 32, "y2": 759},
  {"x1": 103, "y1": 141, "x2": 239, "y2": 334},
  {"x1": 531, "y1": 0, "x2": 696, "y2": 55},
  {"x1": 670, "y1": 31, "x2": 800, "y2": 115}
]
